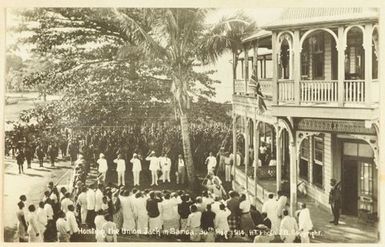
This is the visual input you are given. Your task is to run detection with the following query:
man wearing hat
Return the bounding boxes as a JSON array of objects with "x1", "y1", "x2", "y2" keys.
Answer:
[
  {"x1": 146, "y1": 151, "x2": 160, "y2": 186},
  {"x1": 97, "y1": 153, "x2": 108, "y2": 184},
  {"x1": 114, "y1": 154, "x2": 126, "y2": 187},
  {"x1": 329, "y1": 179, "x2": 341, "y2": 225},
  {"x1": 130, "y1": 153, "x2": 142, "y2": 186}
]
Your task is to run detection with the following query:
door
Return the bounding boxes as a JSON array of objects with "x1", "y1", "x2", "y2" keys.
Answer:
[{"x1": 342, "y1": 159, "x2": 358, "y2": 215}]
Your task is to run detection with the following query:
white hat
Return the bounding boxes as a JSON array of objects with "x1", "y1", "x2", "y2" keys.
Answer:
[
  {"x1": 99, "y1": 153, "x2": 105, "y2": 158},
  {"x1": 150, "y1": 151, "x2": 155, "y2": 155}
]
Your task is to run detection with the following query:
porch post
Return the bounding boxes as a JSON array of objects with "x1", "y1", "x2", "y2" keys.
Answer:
[
  {"x1": 289, "y1": 140, "x2": 297, "y2": 216},
  {"x1": 254, "y1": 121, "x2": 260, "y2": 205},
  {"x1": 364, "y1": 24, "x2": 373, "y2": 106},
  {"x1": 293, "y1": 30, "x2": 301, "y2": 104},
  {"x1": 254, "y1": 40, "x2": 259, "y2": 79},
  {"x1": 276, "y1": 126, "x2": 282, "y2": 192},
  {"x1": 245, "y1": 117, "x2": 250, "y2": 190},
  {"x1": 232, "y1": 52, "x2": 237, "y2": 94},
  {"x1": 378, "y1": 7, "x2": 385, "y2": 238},
  {"x1": 337, "y1": 26, "x2": 345, "y2": 107},
  {"x1": 244, "y1": 46, "x2": 249, "y2": 94},
  {"x1": 272, "y1": 32, "x2": 278, "y2": 104},
  {"x1": 232, "y1": 114, "x2": 237, "y2": 188}
]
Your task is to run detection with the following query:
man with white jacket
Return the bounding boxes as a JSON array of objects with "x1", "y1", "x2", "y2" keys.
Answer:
[
  {"x1": 114, "y1": 154, "x2": 126, "y2": 186},
  {"x1": 146, "y1": 151, "x2": 160, "y2": 186},
  {"x1": 130, "y1": 153, "x2": 142, "y2": 186},
  {"x1": 160, "y1": 153, "x2": 172, "y2": 183}
]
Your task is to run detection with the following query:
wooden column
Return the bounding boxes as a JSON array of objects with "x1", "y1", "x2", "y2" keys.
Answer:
[
  {"x1": 244, "y1": 47, "x2": 249, "y2": 93},
  {"x1": 264, "y1": 58, "x2": 267, "y2": 78},
  {"x1": 337, "y1": 26, "x2": 345, "y2": 107},
  {"x1": 254, "y1": 40, "x2": 259, "y2": 78},
  {"x1": 245, "y1": 117, "x2": 249, "y2": 190},
  {"x1": 272, "y1": 32, "x2": 278, "y2": 104},
  {"x1": 276, "y1": 126, "x2": 282, "y2": 192},
  {"x1": 378, "y1": 8, "x2": 385, "y2": 236},
  {"x1": 293, "y1": 30, "x2": 301, "y2": 104},
  {"x1": 232, "y1": 52, "x2": 237, "y2": 94},
  {"x1": 254, "y1": 121, "x2": 260, "y2": 205},
  {"x1": 232, "y1": 114, "x2": 237, "y2": 188},
  {"x1": 364, "y1": 24, "x2": 373, "y2": 106},
  {"x1": 289, "y1": 140, "x2": 297, "y2": 216}
]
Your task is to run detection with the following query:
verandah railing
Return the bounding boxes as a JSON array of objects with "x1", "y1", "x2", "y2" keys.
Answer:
[
  {"x1": 344, "y1": 80, "x2": 365, "y2": 103},
  {"x1": 300, "y1": 80, "x2": 338, "y2": 103}
]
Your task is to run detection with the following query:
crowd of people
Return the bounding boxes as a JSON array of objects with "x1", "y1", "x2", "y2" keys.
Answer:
[
  {"x1": 6, "y1": 123, "x2": 231, "y2": 177},
  {"x1": 15, "y1": 152, "x2": 314, "y2": 243},
  {"x1": 11, "y1": 122, "x2": 317, "y2": 243}
]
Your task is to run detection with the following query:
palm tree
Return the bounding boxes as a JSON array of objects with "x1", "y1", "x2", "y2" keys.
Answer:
[{"x1": 113, "y1": 8, "x2": 255, "y2": 189}]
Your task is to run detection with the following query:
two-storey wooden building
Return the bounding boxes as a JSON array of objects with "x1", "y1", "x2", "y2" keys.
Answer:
[{"x1": 231, "y1": 8, "x2": 381, "y2": 221}]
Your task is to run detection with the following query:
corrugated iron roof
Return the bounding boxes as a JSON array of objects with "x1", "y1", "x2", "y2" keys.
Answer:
[
  {"x1": 263, "y1": 8, "x2": 378, "y2": 29},
  {"x1": 242, "y1": 29, "x2": 272, "y2": 43}
]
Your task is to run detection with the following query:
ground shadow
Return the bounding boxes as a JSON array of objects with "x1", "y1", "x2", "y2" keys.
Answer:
[
  {"x1": 23, "y1": 173, "x2": 44, "y2": 177},
  {"x1": 31, "y1": 168, "x2": 51, "y2": 172}
]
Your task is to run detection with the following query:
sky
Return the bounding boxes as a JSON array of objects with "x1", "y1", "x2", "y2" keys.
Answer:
[
  {"x1": 205, "y1": 8, "x2": 283, "y2": 102},
  {"x1": 6, "y1": 8, "x2": 283, "y2": 103}
]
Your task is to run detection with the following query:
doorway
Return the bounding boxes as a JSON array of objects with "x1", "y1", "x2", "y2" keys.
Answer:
[{"x1": 342, "y1": 159, "x2": 358, "y2": 215}]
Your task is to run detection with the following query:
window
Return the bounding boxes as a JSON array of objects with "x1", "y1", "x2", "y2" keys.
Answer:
[
  {"x1": 310, "y1": 34, "x2": 324, "y2": 79},
  {"x1": 301, "y1": 40, "x2": 309, "y2": 79},
  {"x1": 360, "y1": 162, "x2": 373, "y2": 196},
  {"x1": 299, "y1": 137, "x2": 310, "y2": 180},
  {"x1": 312, "y1": 135, "x2": 324, "y2": 188}
]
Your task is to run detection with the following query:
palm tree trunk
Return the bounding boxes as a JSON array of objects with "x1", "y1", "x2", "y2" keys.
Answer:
[{"x1": 179, "y1": 113, "x2": 197, "y2": 189}]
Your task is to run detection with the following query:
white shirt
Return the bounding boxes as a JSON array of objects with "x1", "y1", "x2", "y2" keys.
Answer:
[
  {"x1": 298, "y1": 208, "x2": 313, "y2": 232},
  {"x1": 95, "y1": 215, "x2": 107, "y2": 230},
  {"x1": 178, "y1": 159, "x2": 185, "y2": 167},
  {"x1": 130, "y1": 158, "x2": 142, "y2": 172},
  {"x1": 239, "y1": 200, "x2": 251, "y2": 213},
  {"x1": 77, "y1": 192, "x2": 87, "y2": 209},
  {"x1": 206, "y1": 156, "x2": 217, "y2": 170},
  {"x1": 187, "y1": 211, "x2": 202, "y2": 228},
  {"x1": 36, "y1": 207, "x2": 47, "y2": 232},
  {"x1": 214, "y1": 209, "x2": 231, "y2": 233},
  {"x1": 114, "y1": 159, "x2": 126, "y2": 172},
  {"x1": 44, "y1": 203, "x2": 54, "y2": 220},
  {"x1": 230, "y1": 153, "x2": 241, "y2": 166},
  {"x1": 132, "y1": 196, "x2": 147, "y2": 217},
  {"x1": 97, "y1": 158, "x2": 108, "y2": 173},
  {"x1": 66, "y1": 211, "x2": 79, "y2": 234},
  {"x1": 95, "y1": 189, "x2": 104, "y2": 212},
  {"x1": 280, "y1": 215, "x2": 298, "y2": 240},
  {"x1": 61, "y1": 198, "x2": 74, "y2": 213},
  {"x1": 146, "y1": 156, "x2": 160, "y2": 171},
  {"x1": 160, "y1": 199, "x2": 178, "y2": 220},
  {"x1": 160, "y1": 157, "x2": 172, "y2": 171},
  {"x1": 56, "y1": 218, "x2": 70, "y2": 235},
  {"x1": 87, "y1": 189, "x2": 96, "y2": 210}
]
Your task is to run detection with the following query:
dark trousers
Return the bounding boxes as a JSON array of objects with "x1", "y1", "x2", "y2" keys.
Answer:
[
  {"x1": 86, "y1": 210, "x2": 96, "y2": 228},
  {"x1": 38, "y1": 158, "x2": 44, "y2": 167},
  {"x1": 331, "y1": 204, "x2": 340, "y2": 223},
  {"x1": 26, "y1": 158, "x2": 32, "y2": 168},
  {"x1": 17, "y1": 162, "x2": 24, "y2": 173},
  {"x1": 70, "y1": 232, "x2": 80, "y2": 242}
]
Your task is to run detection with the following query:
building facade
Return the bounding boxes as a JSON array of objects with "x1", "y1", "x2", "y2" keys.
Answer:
[{"x1": 231, "y1": 8, "x2": 380, "y2": 222}]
